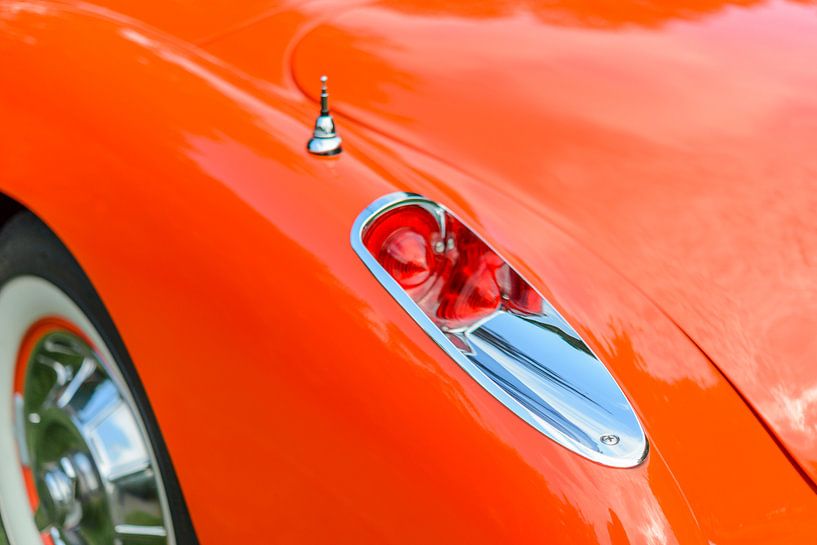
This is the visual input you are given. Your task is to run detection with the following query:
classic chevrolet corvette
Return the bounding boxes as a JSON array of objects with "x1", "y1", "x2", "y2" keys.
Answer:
[{"x1": 1, "y1": 0, "x2": 816, "y2": 543}]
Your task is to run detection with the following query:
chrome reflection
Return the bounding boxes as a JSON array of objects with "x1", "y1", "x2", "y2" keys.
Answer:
[
  {"x1": 351, "y1": 192, "x2": 648, "y2": 467},
  {"x1": 14, "y1": 330, "x2": 173, "y2": 544},
  {"x1": 307, "y1": 75, "x2": 343, "y2": 156}
]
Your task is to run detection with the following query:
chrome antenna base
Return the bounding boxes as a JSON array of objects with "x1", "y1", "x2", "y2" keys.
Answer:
[{"x1": 307, "y1": 75, "x2": 343, "y2": 156}]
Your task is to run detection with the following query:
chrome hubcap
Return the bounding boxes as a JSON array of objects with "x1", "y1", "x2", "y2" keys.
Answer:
[{"x1": 14, "y1": 330, "x2": 172, "y2": 544}]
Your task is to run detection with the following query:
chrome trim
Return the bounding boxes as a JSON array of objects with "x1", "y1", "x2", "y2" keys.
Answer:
[{"x1": 351, "y1": 192, "x2": 648, "y2": 468}]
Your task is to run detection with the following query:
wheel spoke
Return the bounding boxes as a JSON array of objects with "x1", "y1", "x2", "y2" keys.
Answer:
[
  {"x1": 115, "y1": 524, "x2": 168, "y2": 538},
  {"x1": 56, "y1": 357, "x2": 96, "y2": 409},
  {"x1": 36, "y1": 352, "x2": 73, "y2": 387},
  {"x1": 116, "y1": 524, "x2": 168, "y2": 545},
  {"x1": 43, "y1": 336, "x2": 83, "y2": 357}
]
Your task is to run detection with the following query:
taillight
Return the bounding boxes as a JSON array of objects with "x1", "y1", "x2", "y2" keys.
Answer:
[
  {"x1": 363, "y1": 205, "x2": 440, "y2": 290},
  {"x1": 353, "y1": 193, "x2": 647, "y2": 467},
  {"x1": 364, "y1": 205, "x2": 542, "y2": 330}
]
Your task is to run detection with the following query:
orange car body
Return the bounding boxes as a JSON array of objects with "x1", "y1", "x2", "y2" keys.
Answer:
[{"x1": 1, "y1": 0, "x2": 816, "y2": 543}]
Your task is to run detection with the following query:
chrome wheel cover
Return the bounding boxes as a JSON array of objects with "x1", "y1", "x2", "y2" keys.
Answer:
[{"x1": 0, "y1": 277, "x2": 175, "y2": 545}]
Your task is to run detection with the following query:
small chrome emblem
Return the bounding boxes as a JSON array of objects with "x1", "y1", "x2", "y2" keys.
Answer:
[{"x1": 307, "y1": 75, "x2": 343, "y2": 156}]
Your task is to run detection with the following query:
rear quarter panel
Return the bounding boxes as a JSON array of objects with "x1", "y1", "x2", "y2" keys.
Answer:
[{"x1": 1, "y1": 2, "x2": 816, "y2": 543}]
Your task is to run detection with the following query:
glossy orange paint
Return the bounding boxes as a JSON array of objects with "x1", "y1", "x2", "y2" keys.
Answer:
[
  {"x1": 288, "y1": 0, "x2": 817, "y2": 489},
  {"x1": 0, "y1": 1, "x2": 816, "y2": 544}
]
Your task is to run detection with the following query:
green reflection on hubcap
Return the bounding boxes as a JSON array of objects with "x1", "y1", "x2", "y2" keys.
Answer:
[{"x1": 15, "y1": 330, "x2": 171, "y2": 545}]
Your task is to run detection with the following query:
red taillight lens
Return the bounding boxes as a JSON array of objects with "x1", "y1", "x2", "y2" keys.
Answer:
[
  {"x1": 435, "y1": 227, "x2": 502, "y2": 327},
  {"x1": 363, "y1": 203, "x2": 540, "y2": 329},
  {"x1": 497, "y1": 266, "x2": 543, "y2": 315},
  {"x1": 363, "y1": 205, "x2": 440, "y2": 290}
]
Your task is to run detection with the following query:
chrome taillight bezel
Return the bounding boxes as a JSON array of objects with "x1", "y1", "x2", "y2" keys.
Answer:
[{"x1": 352, "y1": 192, "x2": 648, "y2": 468}]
